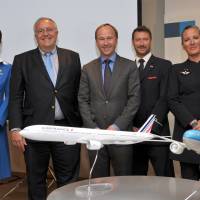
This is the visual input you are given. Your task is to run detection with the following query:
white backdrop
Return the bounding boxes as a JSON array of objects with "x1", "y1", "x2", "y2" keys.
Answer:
[{"x1": 0, "y1": 0, "x2": 138, "y2": 65}]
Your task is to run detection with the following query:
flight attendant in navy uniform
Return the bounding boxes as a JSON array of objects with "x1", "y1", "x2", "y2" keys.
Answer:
[
  {"x1": 0, "y1": 30, "x2": 12, "y2": 180},
  {"x1": 168, "y1": 25, "x2": 200, "y2": 180}
]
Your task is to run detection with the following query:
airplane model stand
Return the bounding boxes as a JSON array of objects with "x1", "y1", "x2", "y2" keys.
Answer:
[
  {"x1": 0, "y1": 166, "x2": 56, "y2": 199},
  {"x1": 0, "y1": 176, "x2": 25, "y2": 199},
  {"x1": 75, "y1": 150, "x2": 113, "y2": 198}
]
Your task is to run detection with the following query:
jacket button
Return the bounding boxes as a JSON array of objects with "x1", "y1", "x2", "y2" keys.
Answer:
[
  {"x1": 54, "y1": 90, "x2": 58, "y2": 93},
  {"x1": 105, "y1": 101, "x2": 109, "y2": 104},
  {"x1": 51, "y1": 105, "x2": 55, "y2": 109}
]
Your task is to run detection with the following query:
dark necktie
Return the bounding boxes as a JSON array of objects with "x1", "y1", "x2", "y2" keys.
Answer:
[
  {"x1": 104, "y1": 59, "x2": 112, "y2": 97},
  {"x1": 138, "y1": 58, "x2": 145, "y2": 73}
]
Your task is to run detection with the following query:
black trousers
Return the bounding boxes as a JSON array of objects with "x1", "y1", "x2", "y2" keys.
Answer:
[
  {"x1": 24, "y1": 120, "x2": 80, "y2": 200},
  {"x1": 180, "y1": 162, "x2": 200, "y2": 180},
  {"x1": 132, "y1": 144, "x2": 174, "y2": 177},
  {"x1": 88, "y1": 144, "x2": 133, "y2": 178}
]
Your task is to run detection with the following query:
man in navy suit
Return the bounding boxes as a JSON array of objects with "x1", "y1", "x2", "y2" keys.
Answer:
[
  {"x1": 9, "y1": 17, "x2": 82, "y2": 200},
  {"x1": 132, "y1": 26, "x2": 174, "y2": 177}
]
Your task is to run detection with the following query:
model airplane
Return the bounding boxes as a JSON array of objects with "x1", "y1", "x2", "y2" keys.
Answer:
[{"x1": 19, "y1": 115, "x2": 200, "y2": 155}]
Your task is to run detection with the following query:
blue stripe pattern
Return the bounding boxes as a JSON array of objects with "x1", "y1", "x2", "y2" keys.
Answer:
[{"x1": 165, "y1": 20, "x2": 195, "y2": 38}]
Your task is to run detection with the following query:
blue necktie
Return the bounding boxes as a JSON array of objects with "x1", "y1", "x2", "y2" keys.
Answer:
[{"x1": 44, "y1": 53, "x2": 56, "y2": 85}]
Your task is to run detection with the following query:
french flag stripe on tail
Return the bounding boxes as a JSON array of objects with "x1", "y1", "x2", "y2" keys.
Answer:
[{"x1": 138, "y1": 114, "x2": 156, "y2": 133}]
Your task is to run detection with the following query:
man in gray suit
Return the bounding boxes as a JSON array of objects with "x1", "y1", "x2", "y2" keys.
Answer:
[{"x1": 78, "y1": 23, "x2": 140, "y2": 177}]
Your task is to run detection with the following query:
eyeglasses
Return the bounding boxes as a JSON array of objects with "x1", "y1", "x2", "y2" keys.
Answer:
[{"x1": 36, "y1": 28, "x2": 57, "y2": 35}]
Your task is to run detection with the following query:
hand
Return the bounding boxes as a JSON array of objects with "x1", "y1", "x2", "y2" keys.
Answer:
[
  {"x1": 193, "y1": 120, "x2": 200, "y2": 131},
  {"x1": 10, "y1": 131, "x2": 27, "y2": 152},
  {"x1": 132, "y1": 127, "x2": 139, "y2": 132},
  {"x1": 107, "y1": 125, "x2": 118, "y2": 131}
]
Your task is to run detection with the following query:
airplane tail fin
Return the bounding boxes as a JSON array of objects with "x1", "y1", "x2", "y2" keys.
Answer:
[{"x1": 138, "y1": 114, "x2": 156, "y2": 133}]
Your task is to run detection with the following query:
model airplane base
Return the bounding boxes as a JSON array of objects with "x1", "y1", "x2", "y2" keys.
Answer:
[{"x1": 75, "y1": 183, "x2": 113, "y2": 198}]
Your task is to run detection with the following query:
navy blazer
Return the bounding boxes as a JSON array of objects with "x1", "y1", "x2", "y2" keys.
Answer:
[
  {"x1": 9, "y1": 47, "x2": 82, "y2": 129},
  {"x1": 133, "y1": 55, "x2": 171, "y2": 136}
]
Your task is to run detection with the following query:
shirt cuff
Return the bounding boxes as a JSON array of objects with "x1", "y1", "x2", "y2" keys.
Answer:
[{"x1": 110, "y1": 124, "x2": 120, "y2": 131}]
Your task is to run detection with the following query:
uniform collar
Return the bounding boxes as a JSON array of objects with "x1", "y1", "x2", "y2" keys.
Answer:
[{"x1": 135, "y1": 52, "x2": 152, "y2": 67}]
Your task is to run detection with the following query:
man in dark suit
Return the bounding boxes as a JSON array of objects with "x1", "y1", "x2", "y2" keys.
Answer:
[
  {"x1": 9, "y1": 17, "x2": 82, "y2": 200},
  {"x1": 132, "y1": 26, "x2": 174, "y2": 176},
  {"x1": 78, "y1": 23, "x2": 140, "y2": 177}
]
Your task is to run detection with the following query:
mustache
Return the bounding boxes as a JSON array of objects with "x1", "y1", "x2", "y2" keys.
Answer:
[{"x1": 138, "y1": 45, "x2": 147, "y2": 48}]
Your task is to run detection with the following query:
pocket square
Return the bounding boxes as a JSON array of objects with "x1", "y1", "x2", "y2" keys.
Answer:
[{"x1": 147, "y1": 76, "x2": 157, "y2": 80}]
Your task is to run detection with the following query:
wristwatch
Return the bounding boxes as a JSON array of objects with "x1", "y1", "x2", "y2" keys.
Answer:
[
  {"x1": 10, "y1": 128, "x2": 21, "y2": 133},
  {"x1": 190, "y1": 120, "x2": 198, "y2": 128}
]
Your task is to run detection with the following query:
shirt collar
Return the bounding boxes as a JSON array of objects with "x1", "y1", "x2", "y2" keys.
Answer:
[
  {"x1": 39, "y1": 47, "x2": 57, "y2": 56},
  {"x1": 100, "y1": 52, "x2": 117, "y2": 64},
  {"x1": 136, "y1": 52, "x2": 152, "y2": 67}
]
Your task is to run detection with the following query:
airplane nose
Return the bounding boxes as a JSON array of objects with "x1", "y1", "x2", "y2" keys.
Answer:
[{"x1": 19, "y1": 130, "x2": 28, "y2": 138}]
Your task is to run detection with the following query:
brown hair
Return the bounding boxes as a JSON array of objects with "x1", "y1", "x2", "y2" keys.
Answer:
[
  {"x1": 95, "y1": 23, "x2": 118, "y2": 39},
  {"x1": 132, "y1": 25, "x2": 152, "y2": 40}
]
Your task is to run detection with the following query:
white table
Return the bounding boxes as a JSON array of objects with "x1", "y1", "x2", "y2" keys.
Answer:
[{"x1": 47, "y1": 176, "x2": 200, "y2": 200}]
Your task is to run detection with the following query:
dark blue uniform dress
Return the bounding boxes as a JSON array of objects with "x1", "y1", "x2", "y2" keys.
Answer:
[
  {"x1": 0, "y1": 60, "x2": 11, "y2": 180},
  {"x1": 168, "y1": 59, "x2": 200, "y2": 180}
]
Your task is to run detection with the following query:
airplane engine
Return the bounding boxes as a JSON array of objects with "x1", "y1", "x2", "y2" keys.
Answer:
[
  {"x1": 170, "y1": 141, "x2": 185, "y2": 155},
  {"x1": 86, "y1": 140, "x2": 104, "y2": 150}
]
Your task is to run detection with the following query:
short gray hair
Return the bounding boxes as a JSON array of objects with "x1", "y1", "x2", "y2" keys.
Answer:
[{"x1": 33, "y1": 17, "x2": 58, "y2": 33}]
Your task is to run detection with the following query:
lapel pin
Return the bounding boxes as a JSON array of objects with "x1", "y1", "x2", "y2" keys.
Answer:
[
  {"x1": 149, "y1": 64, "x2": 155, "y2": 69},
  {"x1": 180, "y1": 68, "x2": 190, "y2": 75}
]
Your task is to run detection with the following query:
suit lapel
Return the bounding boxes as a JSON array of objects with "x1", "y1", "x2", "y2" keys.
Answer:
[
  {"x1": 33, "y1": 48, "x2": 54, "y2": 86},
  {"x1": 107, "y1": 55, "x2": 123, "y2": 97},
  {"x1": 56, "y1": 47, "x2": 65, "y2": 87},
  {"x1": 140, "y1": 55, "x2": 154, "y2": 82},
  {"x1": 94, "y1": 59, "x2": 104, "y2": 95}
]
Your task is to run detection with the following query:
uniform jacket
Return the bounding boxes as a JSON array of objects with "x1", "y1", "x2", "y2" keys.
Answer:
[
  {"x1": 0, "y1": 61, "x2": 11, "y2": 179},
  {"x1": 168, "y1": 59, "x2": 200, "y2": 163},
  {"x1": 0, "y1": 62, "x2": 11, "y2": 126},
  {"x1": 133, "y1": 55, "x2": 171, "y2": 136}
]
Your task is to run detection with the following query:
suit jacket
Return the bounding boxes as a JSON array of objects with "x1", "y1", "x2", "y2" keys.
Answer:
[
  {"x1": 9, "y1": 47, "x2": 82, "y2": 129},
  {"x1": 168, "y1": 59, "x2": 200, "y2": 163},
  {"x1": 133, "y1": 55, "x2": 171, "y2": 136},
  {"x1": 78, "y1": 55, "x2": 140, "y2": 131}
]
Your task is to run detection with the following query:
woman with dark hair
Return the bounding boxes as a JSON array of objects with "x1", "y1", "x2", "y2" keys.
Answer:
[
  {"x1": 0, "y1": 30, "x2": 12, "y2": 180},
  {"x1": 168, "y1": 25, "x2": 200, "y2": 180}
]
